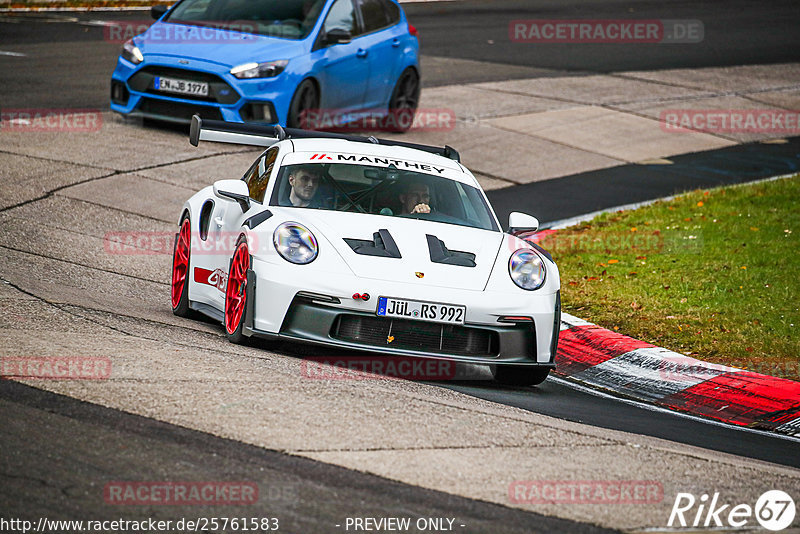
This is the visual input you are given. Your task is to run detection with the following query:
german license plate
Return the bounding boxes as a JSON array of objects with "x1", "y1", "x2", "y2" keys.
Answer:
[
  {"x1": 376, "y1": 297, "x2": 465, "y2": 325},
  {"x1": 154, "y1": 76, "x2": 209, "y2": 97}
]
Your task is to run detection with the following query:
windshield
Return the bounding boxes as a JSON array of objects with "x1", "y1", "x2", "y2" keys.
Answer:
[
  {"x1": 269, "y1": 163, "x2": 500, "y2": 232},
  {"x1": 164, "y1": 0, "x2": 326, "y2": 40}
]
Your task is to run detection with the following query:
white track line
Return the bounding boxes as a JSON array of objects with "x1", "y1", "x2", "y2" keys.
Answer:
[
  {"x1": 78, "y1": 19, "x2": 117, "y2": 26},
  {"x1": 0, "y1": 50, "x2": 26, "y2": 56}
]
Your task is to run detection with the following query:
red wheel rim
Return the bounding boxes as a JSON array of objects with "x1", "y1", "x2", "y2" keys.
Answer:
[
  {"x1": 171, "y1": 218, "x2": 191, "y2": 309},
  {"x1": 225, "y1": 241, "x2": 249, "y2": 334}
]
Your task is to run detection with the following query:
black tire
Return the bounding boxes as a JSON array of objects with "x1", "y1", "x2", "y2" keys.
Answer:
[
  {"x1": 387, "y1": 67, "x2": 420, "y2": 133},
  {"x1": 171, "y1": 213, "x2": 192, "y2": 317},
  {"x1": 287, "y1": 79, "x2": 319, "y2": 129},
  {"x1": 492, "y1": 366, "x2": 550, "y2": 386}
]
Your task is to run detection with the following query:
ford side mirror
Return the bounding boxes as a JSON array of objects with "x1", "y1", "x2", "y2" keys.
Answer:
[
  {"x1": 213, "y1": 179, "x2": 250, "y2": 212},
  {"x1": 325, "y1": 28, "x2": 352, "y2": 45},
  {"x1": 508, "y1": 212, "x2": 539, "y2": 236},
  {"x1": 151, "y1": 5, "x2": 168, "y2": 19}
]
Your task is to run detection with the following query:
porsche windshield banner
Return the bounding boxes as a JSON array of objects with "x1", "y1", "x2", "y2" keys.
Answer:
[{"x1": 287, "y1": 152, "x2": 456, "y2": 176}]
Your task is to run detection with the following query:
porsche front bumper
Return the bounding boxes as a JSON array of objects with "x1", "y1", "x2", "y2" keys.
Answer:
[{"x1": 241, "y1": 261, "x2": 560, "y2": 367}]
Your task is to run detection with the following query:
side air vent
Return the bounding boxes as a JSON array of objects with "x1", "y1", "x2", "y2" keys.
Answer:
[
  {"x1": 344, "y1": 229, "x2": 402, "y2": 258},
  {"x1": 243, "y1": 210, "x2": 272, "y2": 229},
  {"x1": 426, "y1": 234, "x2": 476, "y2": 267}
]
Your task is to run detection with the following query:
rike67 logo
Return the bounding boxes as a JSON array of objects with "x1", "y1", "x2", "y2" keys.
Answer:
[{"x1": 668, "y1": 490, "x2": 796, "y2": 531}]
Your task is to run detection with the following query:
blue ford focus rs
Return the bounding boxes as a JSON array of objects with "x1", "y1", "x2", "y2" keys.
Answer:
[{"x1": 110, "y1": 0, "x2": 420, "y2": 128}]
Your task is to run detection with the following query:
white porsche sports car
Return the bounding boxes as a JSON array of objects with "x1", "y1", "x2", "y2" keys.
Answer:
[{"x1": 171, "y1": 116, "x2": 560, "y2": 385}]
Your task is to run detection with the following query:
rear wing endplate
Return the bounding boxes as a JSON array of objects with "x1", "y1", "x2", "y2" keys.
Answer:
[{"x1": 188, "y1": 115, "x2": 460, "y2": 162}]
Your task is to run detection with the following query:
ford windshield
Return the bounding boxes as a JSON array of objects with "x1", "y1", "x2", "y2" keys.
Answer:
[{"x1": 164, "y1": 0, "x2": 326, "y2": 39}]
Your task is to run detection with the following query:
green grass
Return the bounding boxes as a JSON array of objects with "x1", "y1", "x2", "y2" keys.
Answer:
[{"x1": 544, "y1": 174, "x2": 800, "y2": 380}]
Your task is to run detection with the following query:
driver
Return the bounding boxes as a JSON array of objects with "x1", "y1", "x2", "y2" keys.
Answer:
[
  {"x1": 288, "y1": 165, "x2": 322, "y2": 208},
  {"x1": 398, "y1": 180, "x2": 431, "y2": 214}
]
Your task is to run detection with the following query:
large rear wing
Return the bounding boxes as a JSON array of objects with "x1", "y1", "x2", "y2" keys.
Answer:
[{"x1": 188, "y1": 115, "x2": 460, "y2": 162}]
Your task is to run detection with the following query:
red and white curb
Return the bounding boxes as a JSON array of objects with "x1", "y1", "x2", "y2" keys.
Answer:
[{"x1": 555, "y1": 312, "x2": 800, "y2": 436}]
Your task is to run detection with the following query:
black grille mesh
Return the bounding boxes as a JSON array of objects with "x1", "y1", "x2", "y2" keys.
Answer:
[
  {"x1": 129, "y1": 66, "x2": 239, "y2": 104},
  {"x1": 138, "y1": 98, "x2": 224, "y2": 121},
  {"x1": 333, "y1": 315, "x2": 497, "y2": 357}
]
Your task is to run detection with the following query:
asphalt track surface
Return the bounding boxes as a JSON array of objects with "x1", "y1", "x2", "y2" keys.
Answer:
[
  {"x1": 2, "y1": 0, "x2": 800, "y2": 530},
  {"x1": 487, "y1": 135, "x2": 800, "y2": 226},
  {"x1": 0, "y1": 380, "x2": 613, "y2": 534},
  {"x1": 2, "y1": 0, "x2": 800, "y2": 107},
  {"x1": 444, "y1": 377, "x2": 800, "y2": 470}
]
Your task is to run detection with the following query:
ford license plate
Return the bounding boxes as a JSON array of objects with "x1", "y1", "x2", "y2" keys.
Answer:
[
  {"x1": 154, "y1": 76, "x2": 209, "y2": 97},
  {"x1": 376, "y1": 297, "x2": 465, "y2": 325}
]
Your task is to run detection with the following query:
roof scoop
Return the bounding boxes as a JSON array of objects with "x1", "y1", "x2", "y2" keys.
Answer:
[
  {"x1": 344, "y1": 229, "x2": 402, "y2": 258},
  {"x1": 426, "y1": 235, "x2": 476, "y2": 267}
]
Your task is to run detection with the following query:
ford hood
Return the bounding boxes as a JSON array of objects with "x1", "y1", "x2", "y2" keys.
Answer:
[{"x1": 137, "y1": 21, "x2": 304, "y2": 67}]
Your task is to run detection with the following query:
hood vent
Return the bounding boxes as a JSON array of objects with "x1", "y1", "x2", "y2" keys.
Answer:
[
  {"x1": 426, "y1": 235, "x2": 476, "y2": 267},
  {"x1": 344, "y1": 229, "x2": 402, "y2": 258}
]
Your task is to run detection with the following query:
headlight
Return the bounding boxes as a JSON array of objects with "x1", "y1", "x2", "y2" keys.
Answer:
[
  {"x1": 508, "y1": 249, "x2": 546, "y2": 290},
  {"x1": 273, "y1": 222, "x2": 318, "y2": 264},
  {"x1": 230, "y1": 60, "x2": 288, "y2": 79},
  {"x1": 121, "y1": 39, "x2": 144, "y2": 65}
]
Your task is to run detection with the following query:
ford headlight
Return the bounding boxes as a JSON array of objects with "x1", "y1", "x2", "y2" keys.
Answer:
[
  {"x1": 121, "y1": 39, "x2": 144, "y2": 65},
  {"x1": 509, "y1": 249, "x2": 546, "y2": 290},
  {"x1": 231, "y1": 60, "x2": 288, "y2": 79},
  {"x1": 273, "y1": 222, "x2": 318, "y2": 264}
]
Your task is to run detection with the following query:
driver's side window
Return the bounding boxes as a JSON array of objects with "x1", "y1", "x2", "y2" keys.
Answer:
[
  {"x1": 244, "y1": 147, "x2": 278, "y2": 203},
  {"x1": 322, "y1": 0, "x2": 358, "y2": 37}
]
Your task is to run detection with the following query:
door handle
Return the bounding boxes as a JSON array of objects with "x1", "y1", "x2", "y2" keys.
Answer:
[
  {"x1": 356, "y1": 48, "x2": 368, "y2": 58},
  {"x1": 391, "y1": 38, "x2": 400, "y2": 47},
  {"x1": 214, "y1": 216, "x2": 224, "y2": 227}
]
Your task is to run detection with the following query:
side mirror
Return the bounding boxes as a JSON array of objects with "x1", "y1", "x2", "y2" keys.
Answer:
[
  {"x1": 151, "y1": 5, "x2": 168, "y2": 19},
  {"x1": 324, "y1": 28, "x2": 352, "y2": 45},
  {"x1": 508, "y1": 212, "x2": 539, "y2": 236},
  {"x1": 213, "y1": 179, "x2": 251, "y2": 212}
]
